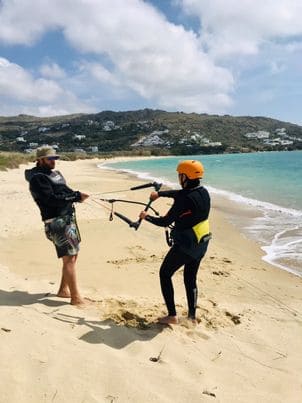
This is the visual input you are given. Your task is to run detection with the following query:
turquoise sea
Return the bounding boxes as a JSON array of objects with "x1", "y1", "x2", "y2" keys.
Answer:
[{"x1": 102, "y1": 151, "x2": 302, "y2": 276}]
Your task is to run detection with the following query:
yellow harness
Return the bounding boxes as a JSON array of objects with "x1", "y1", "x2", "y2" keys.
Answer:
[{"x1": 192, "y1": 219, "x2": 211, "y2": 243}]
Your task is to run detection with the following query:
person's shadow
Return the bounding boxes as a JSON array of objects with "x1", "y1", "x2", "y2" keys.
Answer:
[
  {"x1": 0, "y1": 289, "x2": 69, "y2": 307},
  {"x1": 52, "y1": 312, "x2": 164, "y2": 349},
  {"x1": 0, "y1": 289, "x2": 165, "y2": 349}
]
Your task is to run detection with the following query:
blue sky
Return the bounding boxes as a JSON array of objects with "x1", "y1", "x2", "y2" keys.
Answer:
[{"x1": 0, "y1": 0, "x2": 302, "y2": 124}]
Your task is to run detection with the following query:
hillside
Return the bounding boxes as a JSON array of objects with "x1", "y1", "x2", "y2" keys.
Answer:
[{"x1": 1, "y1": 109, "x2": 302, "y2": 155}]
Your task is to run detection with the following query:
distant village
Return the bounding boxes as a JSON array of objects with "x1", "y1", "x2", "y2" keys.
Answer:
[
  {"x1": 1, "y1": 110, "x2": 302, "y2": 155},
  {"x1": 243, "y1": 128, "x2": 300, "y2": 147},
  {"x1": 13, "y1": 122, "x2": 301, "y2": 155}
]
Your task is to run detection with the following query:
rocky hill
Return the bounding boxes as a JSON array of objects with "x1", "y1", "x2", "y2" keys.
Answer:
[{"x1": 1, "y1": 109, "x2": 302, "y2": 155}]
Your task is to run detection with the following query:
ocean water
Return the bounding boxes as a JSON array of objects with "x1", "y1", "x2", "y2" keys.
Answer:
[{"x1": 101, "y1": 151, "x2": 302, "y2": 277}]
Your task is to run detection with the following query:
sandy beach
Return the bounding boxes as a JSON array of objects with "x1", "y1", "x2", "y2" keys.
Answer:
[{"x1": 0, "y1": 158, "x2": 302, "y2": 403}]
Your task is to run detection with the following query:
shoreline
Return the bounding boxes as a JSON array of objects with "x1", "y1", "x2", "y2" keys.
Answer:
[{"x1": 0, "y1": 158, "x2": 302, "y2": 402}]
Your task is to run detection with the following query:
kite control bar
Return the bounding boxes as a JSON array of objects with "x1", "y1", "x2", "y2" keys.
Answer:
[
  {"x1": 103, "y1": 181, "x2": 162, "y2": 230},
  {"x1": 130, "y1": 182, "x2": 161, "y2": 191},
  {"x1": 131, "y1": 182, "x2": 162, "y2": 230}
]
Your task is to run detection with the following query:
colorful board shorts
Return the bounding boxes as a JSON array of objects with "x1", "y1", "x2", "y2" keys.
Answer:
[{"x1": 44, "y1": 214, "x2": 81, "y2": 258}]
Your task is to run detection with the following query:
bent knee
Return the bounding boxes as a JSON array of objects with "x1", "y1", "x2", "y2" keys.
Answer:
[{"x1": 160, "y1": 269, "x2": 173, "y2": 280}]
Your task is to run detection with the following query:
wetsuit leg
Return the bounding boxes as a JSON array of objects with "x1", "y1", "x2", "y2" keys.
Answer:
[
  {"x1": 183, "y1": 241, "x2": 209, "y2": 319},
  {"x1": 183, "y1": 260, "x2": 200, "y2": 319},
  {"x1": 159, "y1": 246, "x2": 187, "y2": 316}
]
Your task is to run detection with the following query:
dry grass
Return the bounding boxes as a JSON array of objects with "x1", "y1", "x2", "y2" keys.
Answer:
[{"x1": 0, "y1": 152, "x2": 34, "y2": 171}]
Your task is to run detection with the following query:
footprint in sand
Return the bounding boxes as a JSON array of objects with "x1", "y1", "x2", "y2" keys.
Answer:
[
  {"x1": 212, "y1": 270, "x2": 230, "y2": 277},
  {"x1": 91, "y1": 297, "x2": 242, "y2": 333},
  {"x1": 95, "y1": 298, "x2": 166, "y2": 329},
  {"x1": 222, "y1": 258, "x2": 232, "y2": 263},
  {"x1": 107, "y1": 254, "x2": 162, "y2": 267},
  {"x1": 225, "y1": 311, "x2": 242, "y2": 324}
]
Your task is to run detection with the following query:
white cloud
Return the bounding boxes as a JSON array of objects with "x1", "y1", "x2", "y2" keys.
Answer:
[
  {"x1": 179, "y1": 0, "x2": 302, "y2": 58},
  {"x1": 0, "y1": 0, "x2": 61, "y2": 45},
  {"x1": 0, "y1": 57, "x2": 94, "y2": 116},
  {"x1": 0, "y1": 57, "x2": 62, "y2": 101},
  {"x1": 40, "y1": 62, "x2": 66, "y2": 79},
  {"x1": 0, "y1": 0, "x2": 234, "y2": 114},
  {"x1": 80, "y1": 62, "x2": 119, "y2": 86},
  {"x1": 21, "y1": 98, "x2": 95, "y2": 117}
]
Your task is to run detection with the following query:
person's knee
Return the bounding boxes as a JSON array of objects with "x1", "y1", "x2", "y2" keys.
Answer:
[
  {"x1": 63, "y1": 254, "x2": 77, "y2": 264},
  {"x1": 159, "y1": 267, "x2": 171, "y2": 280},
  {"x1": 159, "y1": 270, "x2": 166, "y2": 280},
  {"x1": 184, "y1": 271, "x2": 196, "y2": 287}
]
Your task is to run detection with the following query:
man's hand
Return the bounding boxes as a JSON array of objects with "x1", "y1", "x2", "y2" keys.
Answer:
[
  {"x1": 139, "y1": 211, "x2": 148, "y2": 220},
  {"x1": 80, "y1": 192, "x2": 89, "y2": 202},
  {"x1": 150, "y1": 191, "x2": 159, "y2": 201}
]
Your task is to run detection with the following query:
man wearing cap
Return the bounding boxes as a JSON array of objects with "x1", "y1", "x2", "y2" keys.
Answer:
[{"x1": 25, "y1": 146, "x2": 89, "y2": 306}]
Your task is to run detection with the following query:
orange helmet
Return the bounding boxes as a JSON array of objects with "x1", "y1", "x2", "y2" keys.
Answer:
[{"x1": 176, "y1": 160, "x2": 204, "y2": 179}]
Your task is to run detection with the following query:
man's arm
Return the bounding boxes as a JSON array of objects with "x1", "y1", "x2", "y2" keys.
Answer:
[
  {"x1": 141, "y1": 193, "x2": 199, "y2": 228},
  {"x1": 141, "y1": 202, "x2": 178, "y2": 227},
  {"x1": 150, "y1": 189, "x2": 179, "y2": 201},
  {"x1": 158, "y1": 189, "x2": 180, "y2": 198}
]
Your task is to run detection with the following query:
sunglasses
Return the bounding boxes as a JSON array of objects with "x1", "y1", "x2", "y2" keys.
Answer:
[{"x1": 46, "y1": 156, "x2": 59, "y2": 161}]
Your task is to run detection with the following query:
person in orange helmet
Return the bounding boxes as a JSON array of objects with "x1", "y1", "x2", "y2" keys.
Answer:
[{"x1": 139, "y1": 160, "x2": 211, "y2": 324}]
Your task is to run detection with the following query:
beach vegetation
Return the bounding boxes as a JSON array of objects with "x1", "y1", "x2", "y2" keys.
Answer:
[{"x1": 0, "y1": 152, "x2": 34, "y2": 171}]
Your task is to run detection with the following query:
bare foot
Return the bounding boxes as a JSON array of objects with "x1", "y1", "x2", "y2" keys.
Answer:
[
  {"x1": 70, "y1": 297, "x2": 94, "y2": 307},
  {"x1": 57, "y1": 291, "x2": 71, "y2": 298},
  {"x1": 158, "y1": 315, "x2": 178, "y2": 325},
  {"x1": 187, "y1": 317, "x2": 198, "y2": 326},
  {"x1": 57, "y1": 287, "x2": 71, "y2": 298}
]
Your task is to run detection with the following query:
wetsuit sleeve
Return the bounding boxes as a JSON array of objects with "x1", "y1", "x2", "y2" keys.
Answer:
[
  {"x1": 30, "y1": 174, "x2": 81, "y2": 207},
  {"x1": 145, "y1": 202, "x2": 178, "y2": 227},
  {"x1": 158, "y1": 190, "x2": 179, "y2": 198},
  {"x1": 145, "y1": 191, "x2": 203, "y2": 228}
]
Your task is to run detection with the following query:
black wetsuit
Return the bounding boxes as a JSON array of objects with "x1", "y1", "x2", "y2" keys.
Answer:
[
  {"x1": 25, "y1": 166, "x2": 81, "y2": 221},
  {"x1": 145, "y1": 185, "x2": 211, "y2": 319}
]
